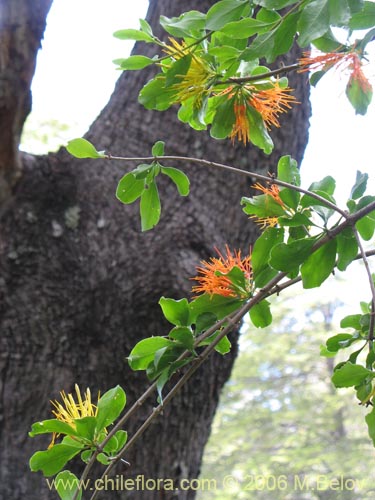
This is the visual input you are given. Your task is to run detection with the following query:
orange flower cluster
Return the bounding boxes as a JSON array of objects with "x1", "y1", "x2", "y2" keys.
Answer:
[
  {"x1": 225, "y1": 82, "x2": 297, "y2": 144},
  {"x1": 298, "y1": 50, "x2": 372, "y2": 92},
  {"x1": 191, "y1": 245, "x2": 252, "y2": 298}
]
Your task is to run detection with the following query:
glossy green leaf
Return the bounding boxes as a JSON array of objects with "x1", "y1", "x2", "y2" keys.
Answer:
[
  {"x1": 349, "y1": 1, "x2": 375, "y2": 28},
  {"x1": 297, "y1": 0, "x2": 330, "y2": 47},
  {"x1": 252, "y1": 227, "x2": 284, "y2": 287},
  {"x1": 160, "y1": 11, "x2": 206, "y2": 38},
  {"x1": 332, "y1": 362, "x2": 375, "y2": 388},
  {"x1": 30, "y1": 445, "x2": 81, "y2": 477},
  {"x1": 326, "y1": 333, "x2": 356, "y2": 352},
  {"x1": 270, "y1": 238, "x2": 316, "y2": 272},
  {"x1": 116, "y1": 173, "x2": 145, "y2": 204},
  {"x1": 278, "y1": 212, "x2": 312, "y2": 227},
  {"x1": 341, "y1": 314, "x2": 362, "y2": 330},
  {"x1": 169, "y1": 326, "x2": 195, "y2": 350},
  {"x1": 328, "y1": 0, "x2": 351, "y2": 26},
  {"x1": 351, "y1": 171, "x2": 368, "y2": 200},
  {"x1": 54, "y1": 471, "x2": 82, "y2": 500},
  {"x1": 256, "y1": 0, "x2": 298, "y2": 7},
  {"x1": 346, "y1": 72, "x2": 373, "y2": 115},
  {"x1": 29, "y1": 419, "x2": 78, "y2": 438},
  {"x1": 270, "y1": 12, "x2": 299, "y2": 62},
  {"x1": 365, "y1": 405, "x2": 375, "y2": 447},
  {"x1": 152, "y1": 141, "x2": 165, "y2": 157},
  {"x1": 128, "y1": 337, "x2": 173, "y2": 370},
  {"x1": 189, "y1": 294, "x2": 244, "y2": 322},
  {"x1": 113, "y1": 29, "x2": 154, "y2": 42},
  {"x1": 66, "y1": 138, "x2": 105, "y2": 159},
  {"x1": 312, "y1": 30, "x2": 344, "y2": 52},
  {"x1": 195, "y1": 312, "x2": 218, "y2": 334},
  {"x1": 301, "y1": 238, "x2": 337, "y2": 288},
  {"x1": 215, "y1": 335, "x2": 232, "y2": 355},
  {"x1": 206, "y1": 0, "x2": 249, "y2": 31},
  {"x1": 250, "y1": 300, "x2": 272, "y2": 328},
  {"x1": 277, "y1": 155, "x2": 300, "y2": 186},
  {"x1": 161, "y1": 166, "x2": 190, "y2": 196},
  {"x1": 247, "y1": 106, "x2": 273, "y2": 153},
  {"x1": 140, "y1": 181, "x2": 161, "y2": 231},
  {"x1": 74, "y1": 417, "x2": 97, "y2": 441},
  {"x1": 210, "y1": 98, "x2": 236, "y2": 140},
  {"x1": 159, "y1": 297, "x2": 190, "y2": 326},
  {"x1": 117, "y1": 55, "x2": 154, "y2": 70},
  {"x1": 336, "y1": 228, "x2": 358, "y2": 271},
  {"x1": 241, "y1": 29, "x2": 277, "y2": 62},
  {"x1": 140, "y1": 18, "x2": 153, "y2": 37},
  {"x1": 219, "y1": 18, "x2": 271, "y2": 38},
  {"x1": 139, "y1": 76, "x2": 175, "y2": 111},
  {"x1": 96, "y1": 453, "x2": 110, "y2": 465},
  {"x1": 96, "y1": 386, "x2": 126, "y2": 431}
]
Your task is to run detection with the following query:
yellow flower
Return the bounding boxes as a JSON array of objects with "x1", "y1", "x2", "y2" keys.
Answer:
[
  {"x1": 191, "y1": 245, "x2": 252, "y2": 298},
  {"x1": 49, "y1": 384, "x2": 99, "y2": 447},
  {"x1": 163, "y1": 38, "x2": 215, "y2": 105}
]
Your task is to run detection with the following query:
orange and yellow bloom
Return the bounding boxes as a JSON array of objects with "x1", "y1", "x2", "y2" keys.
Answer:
[
  {"x1": 191, "y1": 245, "x2": 252, "y2": 298},
  {"x1": 221, "y1": 82, "x2": 297, "y2": 144},
  {"x1": 249, "y1": 182, "x2": 286, "y2": 228},
  {"x1": 49, "y1": 384, "x2": 100, "y2": 447}
]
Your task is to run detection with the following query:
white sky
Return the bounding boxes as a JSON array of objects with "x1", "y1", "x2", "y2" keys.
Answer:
[{"x1": 23, "y1": 0, "x2": 375, "y2": 311}]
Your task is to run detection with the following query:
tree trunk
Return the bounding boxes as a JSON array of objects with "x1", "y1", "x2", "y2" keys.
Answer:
[{"x1": 0, "y1": 0, "x2": 310, "y2": 498}]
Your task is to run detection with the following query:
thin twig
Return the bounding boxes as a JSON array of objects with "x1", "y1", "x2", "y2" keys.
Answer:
[{"x1": 107, "y1": 154, "x2": 348, "y2": 217}]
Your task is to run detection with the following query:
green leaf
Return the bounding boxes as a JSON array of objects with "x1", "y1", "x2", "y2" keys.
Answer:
[
  {"x1": 326, "y1": 333, "x2": 356, "y2": 352},
  {"x1": 351, "y1": 171, "x2": 368, "y2": 200},
  {"x1": 140, "y1": 19, "x2": 153, "y2": 37},
  {"x1": 277, "y1": 155, "x2": 300, "y2": 186},
  {"x1": 195, "y1": 312, "x2": 218, "y2": 334},
  {"x1": 312, "y1": 30, "x2": 344, "y2": 52},
  {"x1": 66, "y1": 138, "x2": 105, "y2": 159},
  {"x1": 269, "y1": 12, "x2": 299, "y2": 62},
  {"x1": 206, "y1": 0, "x2": 249, "y2": 31},
  {"x1": 114, "y1": 430, "x2": 128, "y2": 451},
  {"x1": 219, "y1": 18, "x2": 271, "y2": 38},
  {"x1": 301, "y1": 238, "x2": 337, "y2": 288},
  {"x1": 215, "y1": 335, "x2": 232, "y2": 355},
  {"x1": 96, "y1": 386, "x2": 126, "y2": 431},
  {"x1": 116, "y1": 173, "x2": 145, "y2": 204},
  {"x1": 297, "y1": 0, "x2": 330, "y2": 47},
  {"x1": 160, "y1": 11, "x2": 206, "y2": 38},
  {"x1": 128, "y1": 337, "x2": 174, "y2": 370},
  {"x1": 140, "y1": 181, "x2": 161, "y2": 231},
  {"x1": 210, "y1": 98, "x2": 236, "y2": 140},
  {"x1": 349, "y1": 1, "x2": 375, "y2": 29},
  {"x1": 256, "y1": 0, "x2": 298, "y2": 7},
  {"x1": 139, "y1": 76, "x2": 175, "y2": 111},
  {"x1": 365, "y1": 405, "x2": 375, "y2": 447},
  {"x1": 152, "y1": 141, "x2": 165, "y2": 157},
  {"x1": 159, "y1": 297, "x2": 190, "y2": 326},
  {"x1": 252, "y1": 227, "x2": 284, "y2": 287},
  {"x1": 332, "y1": 362, "x2": 375, "y2": 388},
  {"x1": 247, "y1": 106, "x2": 273, "y2": 154},
  {"x1": 336, "y1": 227, "x2": 358, "y2": 271},
  {"x1": 30, "y1": 445, "x2": 81, "y2": 477},
  {"x1": 346, "y1": 71, "x2": 373, "y2": 115},
  {"x1": 341, "y1": 313, "x2": 362, "y2": 330},
  {"x1": 241, "y1": 29, "x2": 277, "y2": 63},
  {"x1": 161, "y1": 167, "x2": 190, "y2": 196},
  {"x1": 113, "y1": 29, "x2": 154, "y2": 43},
  {"x1": 189, "y1": 294, "x2": 244, "y2": 322},
  {"x1": 96, "y1": 453, "x2": 110, "y2": 465},
  {"x1": 270, "y1": 238, "x2": 316, "y2": 273},
  {"x1": 74, "y1": 417, "x2": 97, "y2": 441},
  {"x1": 308, "y1": 176, "x2": 336, "y2": 196},
  {"x1": 116, "y1": 55, "x2": 154, "y2": 70},
  {"x1": 29, "y1": 419, "x2": 78, "y2": 438},
  {"x1": 169, "y1": 326, "x2": 195, "y2": 350},
  {"x1": 250, "y1": 300, "x2": 272, "y2": 328},
  {"x1": 328, "y1": 0, "x2": 351, "y2": 26},
  {"x1": 54, "y1": 471, "x2": 82, "y2": 500}
]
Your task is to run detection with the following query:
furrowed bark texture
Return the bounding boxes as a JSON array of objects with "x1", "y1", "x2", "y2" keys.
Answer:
[{"x1": 0, "y1": 0, "x2": 310, "y2": 498}]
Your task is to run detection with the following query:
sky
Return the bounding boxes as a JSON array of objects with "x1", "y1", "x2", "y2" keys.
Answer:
[{"x1": 22, "y1": 0, "x2": 375, "y2": 313}]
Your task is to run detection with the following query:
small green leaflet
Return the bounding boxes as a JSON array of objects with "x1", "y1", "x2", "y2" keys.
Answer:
[{"x1": 66, "y1": 138, "x2": 105, "y2": 159}]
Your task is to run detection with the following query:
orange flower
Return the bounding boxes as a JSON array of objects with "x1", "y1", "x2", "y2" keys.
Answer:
[
  {"x1": 222, "y1": 82, "x2": 297, "y2": 144},
  {"x1": 252, "y1": 182, "x2": 285, "y2": 207},
  {"x1": 298, "y1": 50, "x2": 352, "y2": 73},
  {"x1": 191, "y1": 245, "x2": 252, "y2": 298},
  {"x1": 248, "y1": 84, "x2": 297, "y2": 129},
  {"x1": 348, "y1": 53, "x2": 373, "y2": 93},
  {"x1": 230, "y1": 102, "x2": 251, "y2": 144}
]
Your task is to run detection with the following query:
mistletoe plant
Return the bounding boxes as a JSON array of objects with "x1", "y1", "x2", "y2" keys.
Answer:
[{"x1": 29, "y1": 1, "x2": 375, "y2": 498}]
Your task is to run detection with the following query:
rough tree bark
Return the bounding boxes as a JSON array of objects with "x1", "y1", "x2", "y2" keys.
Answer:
[{"x1": 0, "y1": 0, "x2": 310, "y2": 498}]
